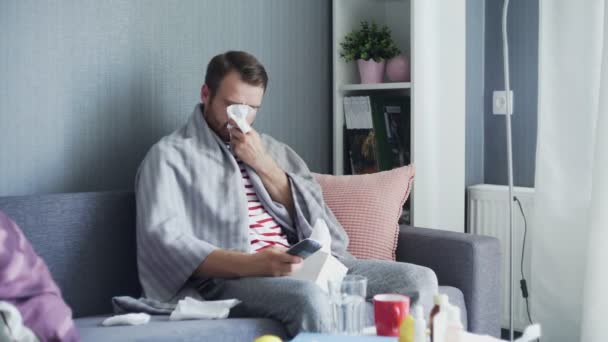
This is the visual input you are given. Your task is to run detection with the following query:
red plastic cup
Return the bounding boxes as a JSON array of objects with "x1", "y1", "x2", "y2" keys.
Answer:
[{"x1": 373, "y1": 294, "x2": 410, "y2": 336}]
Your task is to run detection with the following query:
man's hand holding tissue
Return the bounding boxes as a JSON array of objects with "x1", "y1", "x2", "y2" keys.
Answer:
[
  {"x1": 196, "y1": 247, "x2": 303, "y2": 278},
  {"x1": 228, "y1": 120, "x2": 269, "y2": 172},
  {"x1": 229, "y1": 120, "x2": 295, "y2": 218}
]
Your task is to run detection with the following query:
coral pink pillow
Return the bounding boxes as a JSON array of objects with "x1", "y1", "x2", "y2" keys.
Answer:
[{"x1": 314, "y1": 165, "x2": 415, "y2": 260}]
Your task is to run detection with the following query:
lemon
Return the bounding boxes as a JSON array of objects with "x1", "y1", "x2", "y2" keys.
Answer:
[{"x1": 253, "y1": 335, "x2": 283, "y2": 342}]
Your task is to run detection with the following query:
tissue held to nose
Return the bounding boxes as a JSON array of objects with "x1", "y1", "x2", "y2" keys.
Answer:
[{"x1": 227, "y1": 104, "x2": 253, "y2": 133}]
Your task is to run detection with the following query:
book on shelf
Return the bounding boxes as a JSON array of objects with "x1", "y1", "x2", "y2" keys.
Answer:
[
  {"x1": 343, "y1": 95, "x2": 411, "y2": 175},
  {"x1": 343, "y1": 96, "x2": 379, "y2": 174},
  {"x1": 370, "y1": 95, "x2": 411, "y2": 171},
  {"x1": 346, "y1": 129, "x2": 379, "y2": 174}
]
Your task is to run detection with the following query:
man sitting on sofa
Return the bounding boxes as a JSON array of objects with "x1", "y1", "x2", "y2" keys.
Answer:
[{"x1": 135, "y1": 50, "x2": 438, "y2": 337}]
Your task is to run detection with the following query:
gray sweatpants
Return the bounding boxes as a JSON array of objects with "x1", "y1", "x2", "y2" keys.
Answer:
[{"x1": 201, "y1": 259, "x2": 438, "y2": 337}]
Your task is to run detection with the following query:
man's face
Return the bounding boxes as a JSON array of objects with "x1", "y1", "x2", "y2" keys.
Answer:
[{"x1": 201, "y1": 71, "x2": 264, "y2": 141}]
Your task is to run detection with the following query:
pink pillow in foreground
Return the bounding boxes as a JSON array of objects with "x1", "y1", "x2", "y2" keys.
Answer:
[
  {"x1": 314, "y1": 165, "x2": 415, "y2": 260},
  {"x1": 0, "y1": 211, "x2": 79, "y2": 341}
]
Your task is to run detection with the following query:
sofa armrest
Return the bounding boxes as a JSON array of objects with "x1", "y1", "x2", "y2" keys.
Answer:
[{"x1": 396, "y1": 225, "x2": 501, "y2": 337}]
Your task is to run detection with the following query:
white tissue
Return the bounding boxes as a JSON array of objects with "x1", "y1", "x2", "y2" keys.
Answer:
[
  {"x1": 227, "y1": 104, "x2": 252, "y2": 133},
  {"x1": 310, "y1": 219, "x2": 332, "y2": 253},
  {"x1": 102, "y1": 313, "x2": 150, "y2": 326},
  {"x1": 0, "y1": 301, "x2": 39, "y2": 342},
  {"x1": 169, "y1": 297, "x2": 241, "y2": 321}
]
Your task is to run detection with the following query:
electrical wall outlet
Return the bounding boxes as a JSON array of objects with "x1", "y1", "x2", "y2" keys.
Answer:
[{"x1": 493, "y1": 90, "x2": 514, "y2": 115}]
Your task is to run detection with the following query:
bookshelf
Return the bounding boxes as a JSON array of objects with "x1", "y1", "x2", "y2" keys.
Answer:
[{"x1": 332, "y1": 0, "x2": 466, "y2": 232}]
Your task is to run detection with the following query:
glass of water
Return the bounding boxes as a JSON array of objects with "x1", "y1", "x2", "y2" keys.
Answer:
[{"x1": 328, "y1": 275, "x2": 367, "y2": 335}]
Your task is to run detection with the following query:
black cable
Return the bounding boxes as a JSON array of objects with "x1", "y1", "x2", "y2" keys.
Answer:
[
  {"x1": 514, "y1": 197, "x2": 532, "y2": 319},
  {"x1": 514, "y1": 196, "x2": 539, "y2": 341}
]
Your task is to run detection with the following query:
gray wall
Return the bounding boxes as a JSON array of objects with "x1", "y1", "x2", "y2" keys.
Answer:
[
  {"x1": 466, "y1": 0, "x2": 486, "y2": 188},
  {"x1": 484, "y1": 0, "x2": 539, "y2": 187},
  {"x1": 0, "y1": 0, "x2": 331, "y2": 196}
]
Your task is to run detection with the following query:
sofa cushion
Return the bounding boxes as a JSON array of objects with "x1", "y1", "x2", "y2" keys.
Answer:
[
  {"x1": 77, "y1": 287, "x2": 463, "y2": 341},
  {"x1": 76, "y1": 306, "x2": 373, "y2": 341},
  {"x1": 314, "y1": 166, "x2": 414, "y2": 260},
  {"x1": 75, "y1": 316, "x2": 288, "y2": 342}
]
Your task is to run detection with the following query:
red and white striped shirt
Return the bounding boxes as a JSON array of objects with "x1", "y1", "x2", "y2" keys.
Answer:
[{"x1": 235, "y1": 158, "x2": 290, "y2": 252}]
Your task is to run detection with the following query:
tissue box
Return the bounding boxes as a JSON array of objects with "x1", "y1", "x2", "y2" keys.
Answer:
[{"x1": 289, "y1": 250, "x2": 348, "y2": 292}]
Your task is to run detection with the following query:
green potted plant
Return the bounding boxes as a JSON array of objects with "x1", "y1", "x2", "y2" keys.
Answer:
[{"x1": 340, "y1": 21, "x2": 400, "y2": 84}]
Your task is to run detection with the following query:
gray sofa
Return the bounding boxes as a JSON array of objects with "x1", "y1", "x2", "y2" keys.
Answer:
[{"x1": 0, "y1": 191, "x2": 501, "y2": 341}]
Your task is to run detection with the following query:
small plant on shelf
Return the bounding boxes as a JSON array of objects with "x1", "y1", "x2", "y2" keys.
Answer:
[
  {"x1": 340, "y1": 21, "x2": 400, "y2": 63},
  {"x1": 340, "y1": 21, "x2": 400, "y2": 84}
]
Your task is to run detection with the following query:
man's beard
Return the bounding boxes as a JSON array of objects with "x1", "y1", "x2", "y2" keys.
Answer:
[{"x1": 203, "y1": 98, "x2": 231, "y2": 142}]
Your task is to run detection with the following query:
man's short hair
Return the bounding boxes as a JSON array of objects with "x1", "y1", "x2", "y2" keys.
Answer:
[{"x1": 205, "y1": 51, "x2": 268, "y2": 95}]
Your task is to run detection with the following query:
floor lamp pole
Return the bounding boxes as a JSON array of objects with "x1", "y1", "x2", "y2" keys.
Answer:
[{"x1": 501, "y1": 0, "x2": 515, "y2": 341}]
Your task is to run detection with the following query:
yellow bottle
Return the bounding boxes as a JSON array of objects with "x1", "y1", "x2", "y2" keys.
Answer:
[{"x1": 399, "y1": 313, "x2": 415, "y2": 342}]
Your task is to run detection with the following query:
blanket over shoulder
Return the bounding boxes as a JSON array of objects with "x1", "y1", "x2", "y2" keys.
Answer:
[{"x1": 135, "y1": 104, "x2": 352, "y2": 302}]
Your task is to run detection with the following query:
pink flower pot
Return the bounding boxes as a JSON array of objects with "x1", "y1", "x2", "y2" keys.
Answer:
[
  {"x1": 386, "y1": 54, "x2": 410, "y2": 82},
  {"x1": 357, "y1": 59, "x2": 385, "y2": 84}
]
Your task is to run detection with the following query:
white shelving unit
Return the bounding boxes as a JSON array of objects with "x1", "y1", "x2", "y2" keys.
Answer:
[
  {"x1": 341, "y1": 82, "x2": 411, "y2": 92},
  {"x1": 332, "y1": 0, "x2": 466, "y2": 232}
]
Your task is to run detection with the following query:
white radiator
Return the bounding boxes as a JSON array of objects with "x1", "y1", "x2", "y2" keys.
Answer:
[{"x1": 467, "y1": 184, "x2": 535, "y2": 331}]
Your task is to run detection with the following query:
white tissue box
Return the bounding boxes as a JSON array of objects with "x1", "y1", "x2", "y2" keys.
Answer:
[{"x1": 289, "y1": 250, "x2": 348, "y2": 292}]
